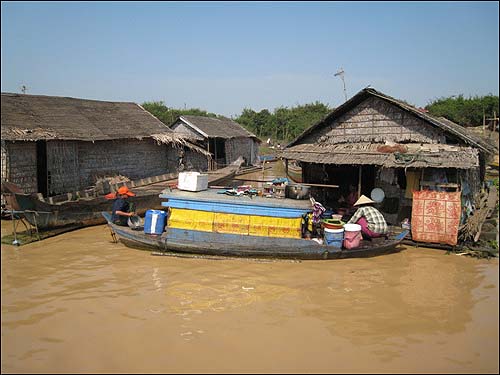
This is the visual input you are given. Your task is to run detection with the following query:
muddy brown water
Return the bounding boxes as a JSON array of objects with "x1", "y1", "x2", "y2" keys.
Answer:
[{"x1": 1, "y1": 162, "x2": 498, "y2": 373}]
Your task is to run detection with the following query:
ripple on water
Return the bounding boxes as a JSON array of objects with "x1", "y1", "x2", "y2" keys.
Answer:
[{"x1": 166, "y1": 280, "x2": 297, "y2": 314}]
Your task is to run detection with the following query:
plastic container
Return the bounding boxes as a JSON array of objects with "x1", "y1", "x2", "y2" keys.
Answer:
[
  {"x1": 322, "y1": 219, "x2": 345, "y2": 230},
  {"x1": 324, "y1": 227, "x2": 344, "y2": 248},
  {"x1": 144, "y1": 209, "x2": 167, "y2": 235},
  {"x1": 178, "y1": 172, "x2": 208, "y2": 192},
  {"x1": 343, "y1": 223, "x2": 362, "y2": 249}
]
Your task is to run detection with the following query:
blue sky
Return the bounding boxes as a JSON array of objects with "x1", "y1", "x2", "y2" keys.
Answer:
[{"x1": 1, "y1": 1, "x2": 499, "y2": 117}]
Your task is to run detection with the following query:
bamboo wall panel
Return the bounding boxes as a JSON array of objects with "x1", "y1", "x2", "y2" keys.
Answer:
[
  {"x1": 304, "y1": 97, "x2": 445, "y2": 145},
  {"x1": 187, "y1": 148, "x2": 210, "y2": 171},
  {"x1": 4, "y1": 138, "x2": 208, "y2": 196},
  {"x1": 47, "y1": 140, "x2": 80, "y2": 195},
  {"x1": 224, "y1": 138, "x2": 259, "y2": 166},
  {"x1": 77, "y1": 139, "x2": 173, "y2": 189},
  {"x1": 5, "y1": 142, "x2": 38, "y2": 193}
]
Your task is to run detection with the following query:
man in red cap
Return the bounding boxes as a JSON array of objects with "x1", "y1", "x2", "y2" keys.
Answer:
[{"x1": 111, "y1": 186, "x2": 136, "y2": 226}]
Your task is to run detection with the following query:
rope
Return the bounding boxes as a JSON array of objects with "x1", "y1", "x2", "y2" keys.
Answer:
[{"x1": 393, "y1": 152, "x2": 443, "y2": 167}]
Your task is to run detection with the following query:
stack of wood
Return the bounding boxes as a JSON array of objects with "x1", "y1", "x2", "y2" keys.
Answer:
[{"x1": 459, "y1": 186, "x2": 498, "y2": 243}]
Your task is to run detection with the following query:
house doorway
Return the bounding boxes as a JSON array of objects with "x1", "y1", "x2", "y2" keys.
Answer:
[{"x1": 209, "y1": 138, "x2": 226, "y2": 167}]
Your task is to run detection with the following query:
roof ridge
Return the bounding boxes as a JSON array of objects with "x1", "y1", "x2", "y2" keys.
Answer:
[
  {"x1": 1, "y1": 92, "x2": 137, "y2": 105},
  {"x1": 286, "y1": 87, "x2": 495, "y2": 154}
]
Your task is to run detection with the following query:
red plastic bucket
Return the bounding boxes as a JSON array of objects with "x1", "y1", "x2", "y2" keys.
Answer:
[{"x1": 343, "y1": 223, "x2": 362, "y2": 249}]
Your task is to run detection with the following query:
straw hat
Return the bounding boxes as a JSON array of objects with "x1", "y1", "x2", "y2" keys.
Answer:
[
  {"x1": 353, "y1": 194, "x2": 375, "y2": 206},
  {"x1": 117, "y1": 186, "x2": 136, "y2": 197}
]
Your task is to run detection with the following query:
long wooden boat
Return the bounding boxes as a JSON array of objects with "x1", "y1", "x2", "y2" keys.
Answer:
[
  {"x1": 283, "y1": 159, "x2": 303, "y2": 183},
  {"x1": 102, "y1": 212, "x2": 408, "y2": 260},
  {"x1": 101, "y1": 188, "x2": 408, "y2": 260},
  {"x1": 4, "y1": 160, "x2": 242, "y2": 230}
]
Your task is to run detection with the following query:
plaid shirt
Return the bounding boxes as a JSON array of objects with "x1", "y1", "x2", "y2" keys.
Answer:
[{"x1": 347, "y1": 206, "x2": 388, "y2": 234}]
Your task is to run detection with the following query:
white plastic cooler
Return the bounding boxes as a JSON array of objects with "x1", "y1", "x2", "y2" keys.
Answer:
[{"x1": 177, "y1": 172, "x2": 209, "y2": 192}]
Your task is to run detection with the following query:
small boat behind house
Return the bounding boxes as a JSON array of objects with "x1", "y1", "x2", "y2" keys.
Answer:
[
  {"x1": 102, "y1": 187, "x2": 408, "y2": 260},
  {"x1": 283, "y1": 159, "x2": 303, "y2": 183}
]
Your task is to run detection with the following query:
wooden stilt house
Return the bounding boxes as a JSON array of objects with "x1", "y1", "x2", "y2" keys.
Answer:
[{"x1": 281, "y1": 87, "x2": 497, "y2": 226}]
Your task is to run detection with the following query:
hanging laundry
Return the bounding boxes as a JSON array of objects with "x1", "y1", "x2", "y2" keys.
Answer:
[
  {"x1": 405, "y1": 170, "x2": 420, "y2": 199},
  {"x1": 311, "y1": 201, "x2": 326, "y2": 224},
  {"x1": 411, "y1": 190, "x2": 461, "y2": 246}
]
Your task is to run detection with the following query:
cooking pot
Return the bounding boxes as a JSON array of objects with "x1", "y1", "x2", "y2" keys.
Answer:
[
  {"x1": 285, "y1": 184, "x2": 311, "y2": 200},
  {"x1": 128, "y1": 215, "x2": 143, "y2": 230}
]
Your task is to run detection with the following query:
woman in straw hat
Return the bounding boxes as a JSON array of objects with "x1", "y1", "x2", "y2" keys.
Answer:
[
  {"x1": 346, "y1": 194, "x2": 388, "y2": 239},
  {"x1": 110, "y1": 186, "x2": 137, "y2": 226}
]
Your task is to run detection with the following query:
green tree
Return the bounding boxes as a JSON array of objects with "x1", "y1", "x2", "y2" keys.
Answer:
[
  {"x1": 142, "y1": 101, "x2": 220, "y2": 127},
  {"x1": 234, "y1": 101, "x2": 332, "y2": 143},
  {"x1": 425, "y1": 94, "x2": 499, "y2": 127}
]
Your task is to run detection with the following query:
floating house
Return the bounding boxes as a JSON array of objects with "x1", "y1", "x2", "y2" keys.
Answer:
[
  {"x1": 170, "y1": 115, "x2": 261, "y2": 169},
  {"x1": 281, "y1": 87, "x2": 497, "y2": 226},
  {"x1": 1, "y1": 93, "x2": 209, "y2": 197}
]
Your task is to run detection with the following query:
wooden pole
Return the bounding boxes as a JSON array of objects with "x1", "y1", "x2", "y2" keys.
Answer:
[
  {"x1": 214, "y1": 139, "x2": 218, "y2": 168},
  {"x1": 486, "y1": 111, "x2": 499, "y2": 132},
  {"x1": 11, "y1": 209, "x2": 19, "y2": 245},
  {"x1": 294, "y1": 182, "x2": 339, "y2": 188},
  {"x1": 483, "y1": 109, "x2": 486, "y2": 136},
  {"x1": 230, "y1": 177, "x2": 339, "y2": 188},
  {"x1": 358, "y1": 166, "x2": 362, "y2": 197},
  {"x1": 207, "y1": 140, "x2": 211, "y2": 170}
]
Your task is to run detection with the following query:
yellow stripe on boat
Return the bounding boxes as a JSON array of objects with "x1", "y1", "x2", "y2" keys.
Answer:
[
  {"x1": 168, "y1": 208, "x2": 215, "y2": 232},
  {"x1": 167, "y1": 208, "x2": 302, "y2": 238},
  {"x1": 249, "y1": 215, "x2": 302, "y2": 238}
]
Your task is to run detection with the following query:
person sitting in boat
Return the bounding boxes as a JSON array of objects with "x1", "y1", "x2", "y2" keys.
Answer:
[
  {"x1": 346, "y1": 195, "x2": 388, "y2": 239},
  {"x1": 111, "y1": 186, "x2": 136, "y2": 226}
]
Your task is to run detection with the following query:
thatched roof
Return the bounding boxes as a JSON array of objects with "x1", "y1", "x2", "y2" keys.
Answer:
[
  {"x1": 151, "y1": 133, "x2": 211, "y2": 157},
  {"x1": 281, "y1": 143, "x2": 480, "y2": 169},
  {"x1": 176, "y1": 115, "x2": 260, "y2": 141},
  {"x1": 1, "y1": 93, "x2": 186, "y2": 142},
  {"x1": 286, "y1": 87, "x2": 496, "y2": 155}
]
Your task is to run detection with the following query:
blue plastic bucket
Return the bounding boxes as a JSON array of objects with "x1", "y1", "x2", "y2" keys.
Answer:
[
  {"x1": 324, "y1": 227, "x2": 344, "y2": 248},
  {"x1": 144, "y1": 209, "x2": 167, "y2": 235}
]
